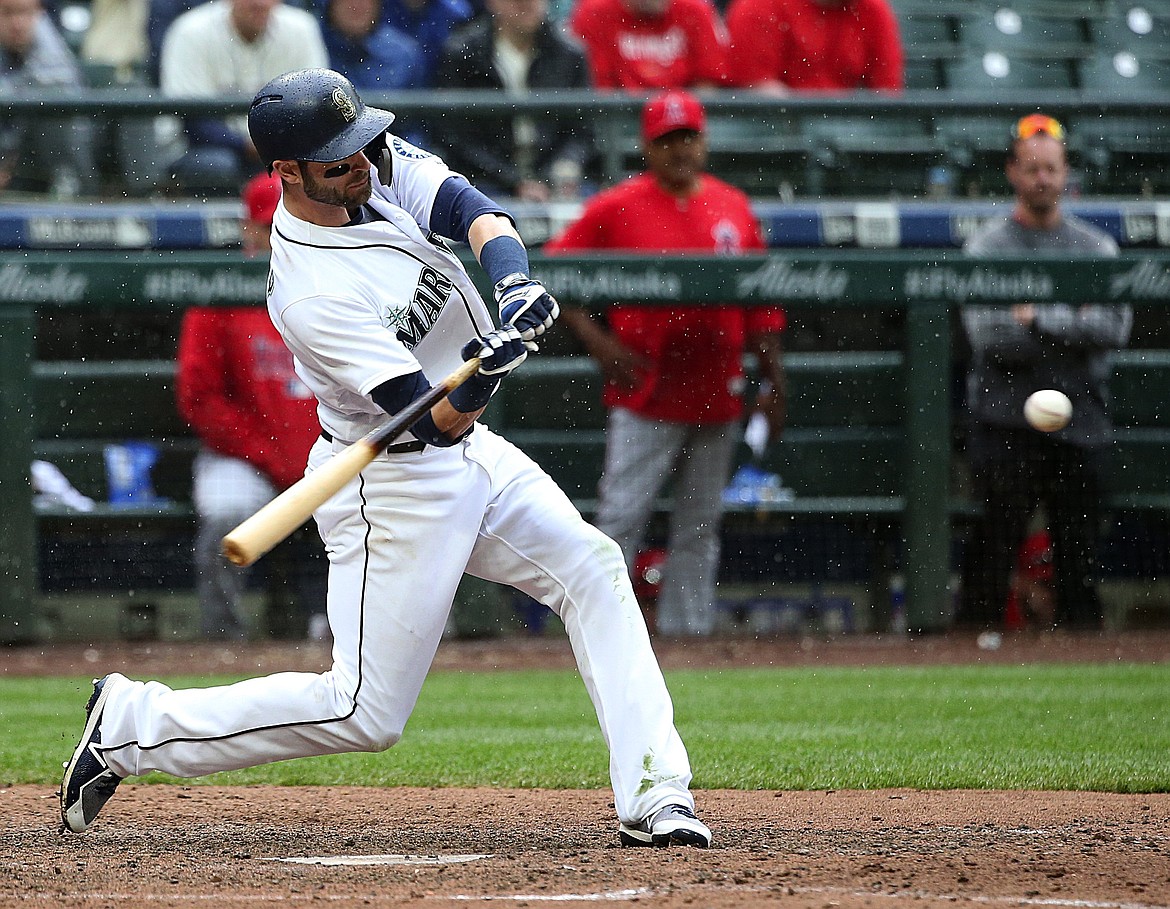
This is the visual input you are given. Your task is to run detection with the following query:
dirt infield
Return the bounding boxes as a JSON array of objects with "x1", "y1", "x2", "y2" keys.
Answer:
[
  {"x1": 4, "y1": 631, "x2": 1169, "y2": 908},
  {"x1": 5, "y1": 785, "x2": 1168, "y2": 908}
]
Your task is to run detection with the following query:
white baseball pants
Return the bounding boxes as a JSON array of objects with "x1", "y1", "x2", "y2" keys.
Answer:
[{"x1": 96, "y1": 427, "x2": 695, "y2": 825}]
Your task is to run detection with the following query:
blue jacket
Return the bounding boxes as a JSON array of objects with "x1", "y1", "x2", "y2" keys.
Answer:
[
  {"x1": 323, "y1": 19, "x2": 427, "y2": 90},
  {"x1": 380, "y1": 0, "x2": 473, "y2": 86}
]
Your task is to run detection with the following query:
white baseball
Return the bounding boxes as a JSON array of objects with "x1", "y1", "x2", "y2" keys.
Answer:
[{"x1": 1024, "y1": 389, "x2": 1072, "y2": 432}]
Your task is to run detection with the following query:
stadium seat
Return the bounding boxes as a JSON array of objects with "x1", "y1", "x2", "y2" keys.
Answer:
[
  {"x1": 1077, "y1": 50, "x2": 1170, "y2": 94},
  {"x1": 800, "y1": 115, "x2": 949, "y2": 198},
  {"x1": 899, "y1": 12, "x2": 959, "y2": 88},
  {"x1": 904, "y1": 58, "x2": 943, "y2": 90},
  {"x1": 1076, "y1": 52, "x2": 1170, "y2": 192},
  {"x1": 933, "y1": 114, "x2": 1017, "y2": 194},
  {"x1": 956, "y1": 8, "x2": 1089, "y2": 59},
  {"x1": 1074, "y1": 98, "x2": 1170, "y2": 194},
  {"x1": 974, "y1": 0, "x2": 1104, "y2": 17},
  {"x1": 705, "y1": 114, "x2": 815, "y2": 197},
  {"x1": 899, "y1": 13, "x2": 957, "y2": 50},
  {"x1": 887, "y1": 0, "x2": 970, "y2": 16},
  {"x1": 1089, "y1": 5, "x2": 1170, "y2": 59},
  {"x1": 942, "y1": 52, "x2": 1076, "y2": 93}
]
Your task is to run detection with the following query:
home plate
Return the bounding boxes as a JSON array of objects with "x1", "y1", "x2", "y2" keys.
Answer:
[{"x1": 272, "y1": 854, "x2": 492, "y2": 866}]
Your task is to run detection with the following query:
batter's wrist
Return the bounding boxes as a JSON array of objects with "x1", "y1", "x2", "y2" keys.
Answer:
[
  {"x1": 448, "y1": 371, "x2": 500, "y2": 413},
  {"x1": 480, "y1": 235, "x2": 531, "y2": 288}
]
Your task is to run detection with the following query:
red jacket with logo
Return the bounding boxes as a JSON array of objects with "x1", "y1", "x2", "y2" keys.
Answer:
[
  {"x1": 569, "y1": 0, "x2": 729, "y2": 89},
  {"x1": 545, "y1": 173, "x2": 784, "y2": 423}
]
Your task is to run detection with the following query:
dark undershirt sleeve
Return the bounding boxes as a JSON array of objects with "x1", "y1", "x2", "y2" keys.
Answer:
[
  {"x1": 430, "y1": 176, "x2": 512, "y2": 242},
  {"x1": 369, "y1": 371, "x2": 454, "y2": 447}
]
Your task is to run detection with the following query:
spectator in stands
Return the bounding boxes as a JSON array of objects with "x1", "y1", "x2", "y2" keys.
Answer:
[
  {"x1": 436, "y1": 0, "x2": 594, "y2": 201},
  {"x1": 725, "y1": 0, "x2": 903, "y2": 94},
  {"x1": 159, "y1": 0, "x2": 328, "y2": 194},
  {"x1": 568, "y1": 0, "x2": 728, "y2": 90},
  {"x1": 176, "y1": 171, "x2": 327, "y2": 641},
  {"x1": 80, "y1": 0, "x2": 174, "y2": 195},
  {"x1": 81, "y1": 0, "x2": 148, "y2": 80},
  {"x1": 380, "y1": 0, "x2": 473, "y2": 87},
  {"x1": 0, "y1": 0, "x2": 94, "y2": 197},
  {"x1": 545, "y1": 90, "x2": 786, "y2": 636},
  {"x1": 956, "y1": 114, "x2": 1132, "y2": 633},
  {"x1": 320, "y1": 0, "x2": 426, "y2": 90},
  {"x1": 146, "y1": 0, "x2": 198, "y2": 83}
]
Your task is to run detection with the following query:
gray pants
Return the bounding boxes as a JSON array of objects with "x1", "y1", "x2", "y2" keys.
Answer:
[
  {"x1": 192, "y1": 449, "x2": 278, "y2": 639},
  {"x1": 594, "y1": 408, "x2": 737, "y2": 636}
]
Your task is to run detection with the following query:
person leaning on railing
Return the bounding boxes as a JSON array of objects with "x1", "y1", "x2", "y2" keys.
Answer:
[{"x1": 956, "y1": 114, "x2": 1133, "y2": 633}]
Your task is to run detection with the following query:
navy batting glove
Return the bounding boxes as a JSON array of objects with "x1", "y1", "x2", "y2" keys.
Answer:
[
  {"x1": 494, "y1": 273, "x2": 559, "y2": 342},
  {"x1": 461, "y1": 324, "x2": 529, "y2": 378}
]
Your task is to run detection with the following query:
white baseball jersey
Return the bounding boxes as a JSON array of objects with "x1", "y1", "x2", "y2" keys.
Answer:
[
  {"x1": 268, "y1": 135, "x2": 495, "y2": 444},
  {"x1": 91, "y1": 133, "x2": 699, "y2": 834}
]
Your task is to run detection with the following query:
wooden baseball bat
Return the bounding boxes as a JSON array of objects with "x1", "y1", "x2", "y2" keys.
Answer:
[{"x1": 221, "y1": 357, "x2": 482, "y2": 567}]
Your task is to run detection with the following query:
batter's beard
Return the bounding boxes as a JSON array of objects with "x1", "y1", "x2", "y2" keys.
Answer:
[{"x1": 299, "y1": 165, "x2": 373, "y2": 209}]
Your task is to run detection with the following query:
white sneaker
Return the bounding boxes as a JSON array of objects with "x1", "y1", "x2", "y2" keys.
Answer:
[{"x1": 619, "y1": 804, "x2": 711, "y2": 848}]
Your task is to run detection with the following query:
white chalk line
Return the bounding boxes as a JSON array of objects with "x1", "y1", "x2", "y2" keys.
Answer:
[
  {"x1": 441, "y1": 884, "x2": 1170, "y2": 908},
  {"x1": 445, "y1": 889, "x2": 650, "y2": 902},
  {"x1": 270, "y1": 853, "x2": 492, "y2": 866},
  {"x1": 16, "y1": 881, "x2": 1170, "y2": 907},
  {"x1": 12, "y1": 892, "x2": 647, "y2": 904}
]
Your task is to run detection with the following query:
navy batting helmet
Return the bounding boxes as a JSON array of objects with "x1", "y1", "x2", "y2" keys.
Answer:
[{"x1": 248, "y1": 68, "x2": 395, "y2": 169}]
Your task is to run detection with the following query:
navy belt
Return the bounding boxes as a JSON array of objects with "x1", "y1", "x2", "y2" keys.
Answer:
[{"x1": 321, "y1": 429, "x2": 426, "y2": 454}]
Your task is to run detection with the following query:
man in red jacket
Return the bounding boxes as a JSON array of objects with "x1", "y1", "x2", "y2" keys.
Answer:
[
  {"x1": 545, "y1": 90, "x2": 786, "y2": 636},
  {"x1": 569, "y1": 0, "x2": 728, "y2": 90},
  {"x1": 726, "y1": 0, "x2": 903, "y2": 94},
  {"x1": 175, "y1": 172, "x2": 325, "y2": 639}
]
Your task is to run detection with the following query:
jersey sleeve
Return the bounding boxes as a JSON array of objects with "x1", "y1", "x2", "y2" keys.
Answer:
[
  {"x1": 380, "y1": 134, "x2": 464, "y2": 232},
  {"x1": 279, "y1": 293, "x2": 420, "y2": 399}
]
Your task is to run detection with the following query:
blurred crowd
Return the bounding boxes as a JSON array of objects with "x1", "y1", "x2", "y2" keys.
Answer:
[{"x1": 0, "y1": 0, "x2": 904, "y2": 198}]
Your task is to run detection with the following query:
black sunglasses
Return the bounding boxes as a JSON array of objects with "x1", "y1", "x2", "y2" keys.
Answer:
[{"x1": 322, "y1": 162, "x2": 352, "y2": 178}]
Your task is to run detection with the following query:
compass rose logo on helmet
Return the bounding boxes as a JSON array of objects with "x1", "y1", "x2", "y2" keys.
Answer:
[
  {"x1": 331, "y1": 86, "x2": 357, "y2": 122},
  {"x1": 248, "y1": 68, "x2": 395, "y2": 170}
]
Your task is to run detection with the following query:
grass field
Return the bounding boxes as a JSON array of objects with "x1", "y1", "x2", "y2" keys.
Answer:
[{"x1": 3, "y1": 664, "x2": 1167, "y2": 792}]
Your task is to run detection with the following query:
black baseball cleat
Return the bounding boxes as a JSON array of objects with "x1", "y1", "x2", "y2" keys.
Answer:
[
  {"x1": 60, "y1": 676, "x2": 123, "y2": 833},
  {"x1": 619, "y1": 804, "x2": 711, "y2": 848}
]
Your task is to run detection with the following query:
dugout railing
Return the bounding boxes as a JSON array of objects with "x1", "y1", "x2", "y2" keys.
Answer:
[{"x1": 1, "y1": 251, "x2": 1168, "y2": 643}]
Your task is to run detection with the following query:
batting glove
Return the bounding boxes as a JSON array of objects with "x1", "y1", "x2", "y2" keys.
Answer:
[
  {"x1": 494, "y1": 273, "x2": 559, "y2": 342},
  {"x1": 461, "y1": 324, "x2": 529, "y2": 378}
]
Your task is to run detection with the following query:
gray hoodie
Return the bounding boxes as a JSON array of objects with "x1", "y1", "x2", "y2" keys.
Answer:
[{"x1": 961, "y1": 214, "x2": 1133, "y2": 449}]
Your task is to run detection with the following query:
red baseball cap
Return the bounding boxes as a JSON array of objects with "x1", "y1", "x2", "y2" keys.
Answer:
[
  {"x1": 242, "y1": 171, "x2": 282, "y2": 225},
  {"x1": 642, "y1": 90, "x2": 706, "y2": 142}
]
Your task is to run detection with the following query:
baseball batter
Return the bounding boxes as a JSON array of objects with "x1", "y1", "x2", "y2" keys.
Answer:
[{"x1": 60, "y1": 68, "x2": 710, "y2": 850}]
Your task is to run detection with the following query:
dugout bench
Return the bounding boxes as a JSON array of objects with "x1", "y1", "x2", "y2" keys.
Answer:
[{"x1": 2, "y1": 251, "x2": 1169, "y2": 642}]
